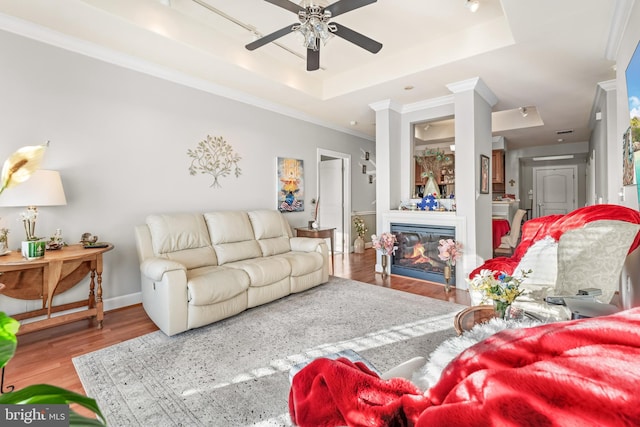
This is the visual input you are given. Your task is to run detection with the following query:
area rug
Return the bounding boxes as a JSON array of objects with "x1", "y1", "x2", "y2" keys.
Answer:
[{"x1": 73, "y1": 277, "x2": 465, "y2": 426}]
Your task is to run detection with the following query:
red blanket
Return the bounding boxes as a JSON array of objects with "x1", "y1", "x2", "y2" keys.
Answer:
[
  {"x1": 469, "y1": 204, "x2": 640, "y2": 279},
  {"x1": 289, "y1": 307, "x2": 640, "y2": 426}
]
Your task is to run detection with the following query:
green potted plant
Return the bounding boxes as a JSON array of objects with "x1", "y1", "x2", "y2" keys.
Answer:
[{"x1": 0, "y1": 143, "x2": 106, "y2": 425}]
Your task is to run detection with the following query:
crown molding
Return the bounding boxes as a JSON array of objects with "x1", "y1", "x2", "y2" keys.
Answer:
[{"x1": 446, "y1": 77, "x2": 498, "y2": 107}]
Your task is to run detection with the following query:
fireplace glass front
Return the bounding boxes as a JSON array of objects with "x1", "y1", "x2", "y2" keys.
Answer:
[{"x1": 390, "y1": 222, "x2": 455, "y2": 284}]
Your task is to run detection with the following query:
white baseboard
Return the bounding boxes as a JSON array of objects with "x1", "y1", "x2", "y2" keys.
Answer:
[{"x1": 104, "y1": 292, "x2": 142, "y2": 312}]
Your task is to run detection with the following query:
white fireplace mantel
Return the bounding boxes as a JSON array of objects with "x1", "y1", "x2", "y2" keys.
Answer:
[{"x1": 382, "y1": 210, "x2": 469, "y2": 289}]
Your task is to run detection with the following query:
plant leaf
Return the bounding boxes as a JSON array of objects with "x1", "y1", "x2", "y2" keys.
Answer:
[
  {"x1": 0, "y1": 384, "x2": 106, "y2": 426},
  {"x1": 0, "y1": 312, "x2": 19, "y2": 369}
]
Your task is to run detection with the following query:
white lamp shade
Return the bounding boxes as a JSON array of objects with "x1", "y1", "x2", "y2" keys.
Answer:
[{"x1": 0, "y1": 169, "x2": 67, "y2": 207}]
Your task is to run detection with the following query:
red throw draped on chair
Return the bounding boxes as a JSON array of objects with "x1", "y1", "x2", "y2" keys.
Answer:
[
  {"x1": 470, "y1": 204, "x2": 640, "y2": 279},
  {"x1": 491, "y1": 218, "x2": 510, "y2": 249}
]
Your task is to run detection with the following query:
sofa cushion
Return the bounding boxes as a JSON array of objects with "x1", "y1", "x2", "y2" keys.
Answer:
[
  {"x1": 555, "y1": 220, "x2": 640, "y2": 303},
  {"x1": 187, "y1": 266, "x2": 250, "y2": 306},
  {"x1": 226, "y1": 257, "x2": 291, "y2": 287},
  {"x1": 280, "y1": 251, "x2": 325, "y2": 276},
  {"x1": 248, "y1": 209, "x2": 292, "y2": 239},
  {"x1": 146, "y1": 213, "x2": 217, "y2": 269},
  {"x1": 204, "y1": 211, "x2": 262, "y2": 264},
  {"x1": 257, "y1": 237, "x2": 293, "y2": 256},
  {"x1": 248, "y1": 210, "x2": 292, "y2": 256}
]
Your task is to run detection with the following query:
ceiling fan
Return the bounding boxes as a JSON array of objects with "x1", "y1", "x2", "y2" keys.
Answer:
[{"x1": 245, "y1": 0, "x2": 383, "y2": 71}]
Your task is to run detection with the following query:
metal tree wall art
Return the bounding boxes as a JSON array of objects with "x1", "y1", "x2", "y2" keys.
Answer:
[{"x1": 187, "y1": 135, "x2": 242, "y2": 188}]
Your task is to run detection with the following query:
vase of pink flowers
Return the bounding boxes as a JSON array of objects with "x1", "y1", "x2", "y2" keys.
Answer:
[
  {"x1": 437, "y1": 238, "x2": 462, "y2": 292},
  {"x1": 371, "y1": 232, "x2": 397, "y2": 278}
]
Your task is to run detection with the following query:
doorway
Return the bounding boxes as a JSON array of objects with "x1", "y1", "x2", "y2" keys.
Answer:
[
  {"x1": 533, "y1": 166, "x2": 577, "y2": 217},
  {"x1": 317, "y1": 149, "x2": 351, "y2": 254}
]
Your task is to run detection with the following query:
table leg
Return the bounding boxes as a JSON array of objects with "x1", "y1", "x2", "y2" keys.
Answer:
[
  {"x1": 45, "y1": 261, "x2": 63, "y2": 319},
  {"x1": 96, "y1": 254, "x2": 104, "y2": 329}
]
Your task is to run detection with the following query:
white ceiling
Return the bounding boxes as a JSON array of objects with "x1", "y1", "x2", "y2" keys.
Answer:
[{"x1": 0, "y1": 0, "x2": 627, "y2": 149}]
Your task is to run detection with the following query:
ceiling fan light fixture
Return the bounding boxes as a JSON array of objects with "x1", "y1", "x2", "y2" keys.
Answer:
[
  {"x1": 294, "y1": 5, "x2": 335, "y2": 50},
  {"x1": 466, "y1": 0, "x2": 480, "y2": 12},
  {"x1": 246, "y1": 0, "x2": 382, "y2": 71}
]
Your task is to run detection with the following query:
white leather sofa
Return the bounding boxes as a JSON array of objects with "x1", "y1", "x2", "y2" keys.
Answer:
[{"x1": 134, "y1": 210, "x2": 329, "y2": 336}]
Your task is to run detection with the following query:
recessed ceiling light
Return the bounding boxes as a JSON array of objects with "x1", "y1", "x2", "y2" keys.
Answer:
[
  {"x1": 349, "y1": 120, "x2": 358, "y2": 126},
  {"x1": 557, "y1": 138, "x2": 564, "y2": 142}
]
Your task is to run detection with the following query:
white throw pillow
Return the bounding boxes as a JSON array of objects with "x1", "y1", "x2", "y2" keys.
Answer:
[
  {"x1": 555, "y1": 220, "x2": 640, "y2": 303},
  {"x1": 514, "y1": 235, "x2": 558, "y2": 287}
]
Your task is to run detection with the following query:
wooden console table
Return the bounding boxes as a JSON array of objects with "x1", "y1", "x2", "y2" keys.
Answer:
[
  {"x1": 295, "y1": 227, "x2": 335, "y2": 275},
  {"x1": 0, "y1": 243, "x2": 113, "y2": 335}
]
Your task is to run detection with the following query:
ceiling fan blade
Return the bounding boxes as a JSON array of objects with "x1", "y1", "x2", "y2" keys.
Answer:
[
  {"x1": 325, "y1": 0, "x2": 377, "y2": 18},
  {"x1": 331, "y1": 23, "x2": 382, "y2": 54},
  {"x1": 264, "y1": 0, "x2": 301, "y2": 14},
  {"x1": 245, "y1": 25, "x2": 294, "y2": 51},
  {"x1": 307, "y1": 48, "x2": 320, "y2": 71}
]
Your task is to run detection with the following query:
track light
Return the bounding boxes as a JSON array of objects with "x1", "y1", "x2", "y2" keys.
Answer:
[
  {"x1": 519, "y1": 107, "x2": 528, "y2": 117},
  {"x1": 466, "y1": 0, "x2": 479, "y2": 12}
]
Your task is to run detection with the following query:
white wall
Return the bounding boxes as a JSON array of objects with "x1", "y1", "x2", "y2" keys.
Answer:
[{"x1": 0, "y1": 29, "x2": 375, "y2": 315}]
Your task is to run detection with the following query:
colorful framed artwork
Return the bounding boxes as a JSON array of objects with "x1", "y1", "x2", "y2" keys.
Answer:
[
  {"x1": 624, "y1": 39, "x2": 640, "y2": 208},
  {"x1": 277, "y1": 157, "x2": 305, "y2": 212},
  {"x1": 480, "y1": 154, "x2": 490, "y2": 194}
]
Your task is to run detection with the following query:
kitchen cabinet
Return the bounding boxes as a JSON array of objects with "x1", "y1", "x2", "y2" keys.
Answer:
[
  {"x1": 492, "y1": 150, "x2": 504, "y2": 184},
  {"x1": 437, "y1": 161, "x2": 455, "y2": 197}
]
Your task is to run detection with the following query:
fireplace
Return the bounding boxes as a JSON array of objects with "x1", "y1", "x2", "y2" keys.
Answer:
[{"x1": 390, "y1": 222, "x2": 455, "y2": 284}]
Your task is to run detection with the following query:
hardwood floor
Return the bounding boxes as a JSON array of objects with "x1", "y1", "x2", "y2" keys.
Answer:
[{"x1": 4, "y1": 248, "x2": 470, "y2": 399}]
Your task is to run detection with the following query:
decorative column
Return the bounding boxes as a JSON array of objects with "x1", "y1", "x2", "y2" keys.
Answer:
[{"x1": 446, "y1": 78, "x2": 497, "y2": 275}]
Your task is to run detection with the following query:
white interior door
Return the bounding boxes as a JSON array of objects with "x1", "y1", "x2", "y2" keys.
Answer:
[
  {"x1": 533, "y1": 166, "x2": 577, "y2": 217},
  {"x1": 319, "y1": 158, "x2": 344, "y2": 253}
]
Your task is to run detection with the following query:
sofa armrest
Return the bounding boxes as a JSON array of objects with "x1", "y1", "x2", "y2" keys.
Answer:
[
  {"x1": 140, "y1": 257, "x2": 187, "y2": 281},
  {"x1": 290, "y1": 237, "x2": 327, "y2": 253}
]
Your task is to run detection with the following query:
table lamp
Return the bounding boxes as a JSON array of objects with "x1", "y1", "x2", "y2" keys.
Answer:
[{"x1": 0, "y1": 169, "x2": 67, "y2": 242}]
